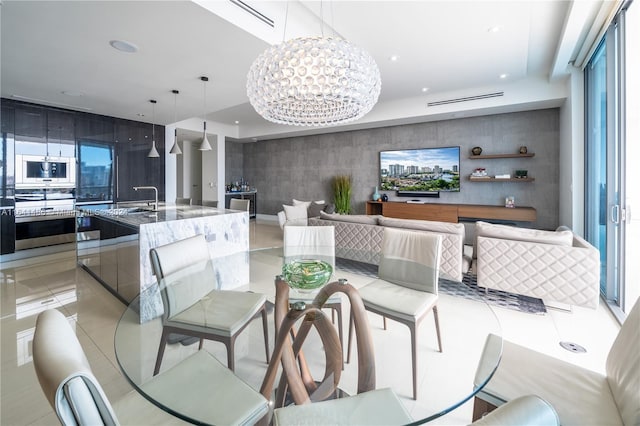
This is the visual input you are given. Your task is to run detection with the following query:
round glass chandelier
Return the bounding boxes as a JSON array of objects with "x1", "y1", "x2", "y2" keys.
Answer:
[{"x1": 247, "y1": 36, "x2": 381, "y2": 127}]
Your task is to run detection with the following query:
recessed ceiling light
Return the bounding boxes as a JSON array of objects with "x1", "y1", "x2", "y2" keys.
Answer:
[
  {"x1": 488, "y1": 26, "x2": 501, "y2": 33},
  {"x1": 389, "y1": 55, "x2": 399, "y2": 62},
  {"x1": 109, "y1": 39, "x2": 138, "y2": 53},
  {"x1": 234, "y1": 120, "x2": 240, "y2": 124},
  {"x1": 499, "y1": 73, "x2": 509, "y2": 79},
  {"x1": 61, "y1": 90, "x2": 84, "y2": 97},
  {"x1": 137, "y1": 113, "x2": 145, "y2": 117},
  {"x1": 421, "y1": 87, "x2": 429, "y2": 93}
]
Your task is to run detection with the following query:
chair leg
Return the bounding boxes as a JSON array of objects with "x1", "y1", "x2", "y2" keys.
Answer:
[
  {"x1": 227, "y1": 336, "x2": 235, "y2": 372},
  {"x1": 261, "y1": 306, "x2": 270, "y2": 363},
  {"x1": 347, "y1": 309, "x2": 354, "y2": 364},
  {"x1": 433, "y1": 306, "x2": 442, "y2": 352},
  {"x1": 198, "y1": 338, "x2": 204, "y2": 350},
  {"x1": 383, "y1": 316, "x2": 387, "y2": 330},
  {"x1": 409, "y1": 322, "x2": 417, "y2": 400},
  {"x1": 153, "y1": 328, "x2": 170, "y2": 376}
]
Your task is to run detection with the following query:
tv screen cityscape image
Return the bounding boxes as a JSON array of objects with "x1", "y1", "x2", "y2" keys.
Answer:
[{"x1": 380, "y1": 146, "x2": 460, "y2": 192}]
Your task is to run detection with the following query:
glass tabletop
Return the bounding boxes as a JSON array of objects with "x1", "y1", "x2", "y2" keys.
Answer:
[{"x1": 114, "y1": 248, "x2": 502, "y2": 425}]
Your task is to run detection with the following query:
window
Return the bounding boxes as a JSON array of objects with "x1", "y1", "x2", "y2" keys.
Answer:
[{"x1": 76, "y1": 141, "x2": 114, "y2": 203}]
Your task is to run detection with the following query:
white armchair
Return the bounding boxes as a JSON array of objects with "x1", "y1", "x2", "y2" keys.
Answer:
[
  {"x1": 473, "y1": 298, "x2": 640, "y2": 425},
  {"x1": 475, "y1": 221, "x2": 600, "y2": 308}
]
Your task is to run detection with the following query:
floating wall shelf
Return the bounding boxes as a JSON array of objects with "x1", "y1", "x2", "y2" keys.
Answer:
[{"x1": 469, "y1": 153, "x2": 535, "y2": 159}]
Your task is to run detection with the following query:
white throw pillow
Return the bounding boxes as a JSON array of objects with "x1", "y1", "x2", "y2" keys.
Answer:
[
  {"x1": 283, "y1": 204, "x2": 308, "y2": 225},
  {"x1": 292, "y1": 199, "x2": 325, "y2": 209}
]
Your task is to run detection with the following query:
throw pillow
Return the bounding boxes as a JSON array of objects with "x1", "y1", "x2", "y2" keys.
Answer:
[
  {"x1": 283, "y1": 204, "x2": 308, "y2": 225},
  {"x1": 308, "y1": 203, "x2": 326, "y2": 218},
  {"x1": 292, "y1": 199, "x2": 312, "y2": 209},
  {"x1": 323, "y1": 203, "x2": 336, "y2": 214},
  {"x1": 293, "y1": 199, "x2": 325, "y2": 209}
]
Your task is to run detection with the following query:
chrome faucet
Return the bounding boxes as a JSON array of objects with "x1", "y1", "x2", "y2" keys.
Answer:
[{"x1": 133, "y1": 186, "x2": 158, "y2": 211}]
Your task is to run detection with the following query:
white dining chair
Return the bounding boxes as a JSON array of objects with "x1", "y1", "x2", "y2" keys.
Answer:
[
  {"x1": 150, "y1": 234, "x2": 269, "y2": 374},
  {"x1": 347, "y1": 227, "x2": 443, "y2": 400},
  {"x1": 32, "y1": 308, "x2": 269, "y2": 425},
  {"x1": 229, "y1": 198, "x2": 250, "y2": 212}
]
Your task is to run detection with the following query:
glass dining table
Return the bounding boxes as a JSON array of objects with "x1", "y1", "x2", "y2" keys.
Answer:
[{"x1": 114, "y1": 248, "x2": 502, "y2": 425}]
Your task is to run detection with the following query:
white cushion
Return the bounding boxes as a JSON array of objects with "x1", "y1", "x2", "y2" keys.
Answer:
[
  {"x1": 293, "y1": 199, "x2": 325, "y2": 208},
  {"x1": 358, "y1": 279, "x2": 438, "y2": 321},
  {"x1": 273, "y1": 388, "x2": 412, "y2": 425},
  {"x1": 167, "y1": 290, "x2": 267, "y2": 336},
  {"x1": 477, "y1": 334, "x2": 623, "y2": 425},
  {"x1": 476, "y1": 221, "x2": 573, "y2": 247},
  {"x1": 319, "y1": 211, "x2": 379, "y2": 225},
  {"x1": 142, "y1": 350, "x2": 268, "y2": 425},
  {"x1": 378, "y1": 217, "x2": 465, "y2": 236},
  {"x1": 283, "y1": 204, "x2": 308, "y2": 225}
]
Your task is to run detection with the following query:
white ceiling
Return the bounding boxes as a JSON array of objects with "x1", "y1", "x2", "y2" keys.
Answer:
[{"x1": 1, "y1": 1, "x2": 600, "y2": 141}]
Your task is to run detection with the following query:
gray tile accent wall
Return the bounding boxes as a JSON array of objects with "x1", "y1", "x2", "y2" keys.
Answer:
[
  {"x1": 236, "y1": 108, "x2": 560, "y2": 230},
  {"x1": 225, "y1": 140, "x2": 244, "y2": 186}
]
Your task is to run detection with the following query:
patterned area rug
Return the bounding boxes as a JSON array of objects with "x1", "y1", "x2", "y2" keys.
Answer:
[{"x1": 335, "y1": 257, "x2": 546, "y2": 315}]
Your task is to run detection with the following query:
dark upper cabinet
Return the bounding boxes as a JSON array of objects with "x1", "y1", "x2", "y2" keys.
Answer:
[
  {"x1": 75, "y1": 113, "x2": 114, "y2": 143},
  {"x1": 115, "y1": 119, "x2": 165, "y2": 202},
  {"x1": 46, "y1": 110, "x2": 75, "y2": 157},
  {"x1": 14, "y1": 104, "x2": 47, "y2": 155}
]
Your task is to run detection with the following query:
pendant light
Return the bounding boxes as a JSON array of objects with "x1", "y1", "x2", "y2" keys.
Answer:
[
  {"x1": 147, "y1": 99, "x2": 160, "y2": 158},
  {"x1": 169, "y1": 89, "x2": 182, "y2": 155},
  {"x1": 199, "y1": 76, "x2": 212, "y2": 151}
]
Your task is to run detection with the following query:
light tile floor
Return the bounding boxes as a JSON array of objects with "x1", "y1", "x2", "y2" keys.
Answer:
[{"x1": 0, "y1": 219, "x2": 621, "y2": 425}]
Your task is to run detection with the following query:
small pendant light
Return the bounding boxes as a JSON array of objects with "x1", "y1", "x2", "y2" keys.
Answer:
[
  {"x1": 147, "y1": 99, "x2": 160, "y2": 158},
  {"x1": 169, "y1": 89, "x2": 182, "y2": 155},
  {"x1": 199, "y1": 76, "x2": 212, "y2": 151}
]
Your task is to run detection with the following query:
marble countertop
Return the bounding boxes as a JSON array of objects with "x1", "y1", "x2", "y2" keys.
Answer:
[{"x1": 77, "y1": 202, "x2": 237, "y2": 228}]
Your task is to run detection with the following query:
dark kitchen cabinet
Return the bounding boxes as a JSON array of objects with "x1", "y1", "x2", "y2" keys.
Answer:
[
  {"x1": 75, "y1": 113, "x2": 114, "y2": 143},
  {"x1": 46, "y1": 110, "x2": 75, "y2": 157},
  {"x1": 76, "y1": 213, "x2": 139, "y2": 303},
  {"x1": 115, "y1": 119, "x2": 165, "y2": 202},
  {"x1": 14, "y1": 104, "x2": 47, "y2": 155},
  {"x1": 1, "y1": 105, "x2": 16, "y2": 254}
]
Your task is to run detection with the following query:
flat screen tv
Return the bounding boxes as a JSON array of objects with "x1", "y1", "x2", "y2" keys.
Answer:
[{"x1": 380, "y1": 146, "x2": 460, "y2": 195}]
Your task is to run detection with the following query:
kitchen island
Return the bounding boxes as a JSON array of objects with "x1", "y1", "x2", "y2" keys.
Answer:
[{"x1": 76, "y1": 203, "x2": 249, "y2": 321}]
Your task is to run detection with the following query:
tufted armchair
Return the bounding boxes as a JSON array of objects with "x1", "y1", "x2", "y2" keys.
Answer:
[{"x1": 475, "y1": 222, "x2": 600, "y2": 308}]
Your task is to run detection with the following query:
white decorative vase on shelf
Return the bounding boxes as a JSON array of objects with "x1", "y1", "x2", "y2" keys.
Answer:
[{"x1": 372, "y1": 186, "x2": 380, "y2": 201}]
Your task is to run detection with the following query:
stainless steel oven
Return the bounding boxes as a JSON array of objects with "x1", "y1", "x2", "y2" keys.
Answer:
[
  {"x1": 15, "y1": 154, "x2": 76, "y2": 188},
  {"x1": 15, "y1": 189, "x2": 76, "y2": 250}
]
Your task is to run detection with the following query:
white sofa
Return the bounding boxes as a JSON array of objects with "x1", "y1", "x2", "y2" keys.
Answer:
[
  {"x1": 475, "y1": 221, "x2": 600, "y2": 308},
  {"x1": 309, "y1": 212, "x2": 469, "y2": 282}
]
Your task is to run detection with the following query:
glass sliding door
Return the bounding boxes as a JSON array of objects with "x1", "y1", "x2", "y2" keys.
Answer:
[
  {"x1": 585, "y1": 1, "x2": 638, "y2": 316},
  {"x1": 585, "y1": 38, "x2": 618, "y2": 301},
  {"x1": 622, "y1": 1, "x2": 639, "y2": 314}
]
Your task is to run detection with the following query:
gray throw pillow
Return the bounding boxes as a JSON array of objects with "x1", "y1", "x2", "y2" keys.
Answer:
[
  {"x1": 323, "y1": 203, "x2": 336, "y2": 214},
  {"x1": 308, "y1": 203, "x2": 326, "y2": 218}
]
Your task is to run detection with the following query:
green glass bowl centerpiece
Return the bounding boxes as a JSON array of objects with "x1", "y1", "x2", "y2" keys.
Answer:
[{"x1": 282, "y1": 259, "x2": 333, "y2": 292}]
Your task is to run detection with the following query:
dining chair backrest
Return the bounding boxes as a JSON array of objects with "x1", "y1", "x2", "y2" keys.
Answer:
[
  {"x1": 176, "y1": 197, "x2": 192, "y2": 206},
  {"x1": 150, "y1": 235, "x2": 214, "y2": 320},
  {"x1": 283, "y1": 226, "x2": 335, "y2": 269},
  {"x1": 33, "y1": 309, "x2": 120, "y2": 426},
  {"x1": 201, "y1": 200, "x2": 218, "y2": 207},
  {"x1": 378, "y1": 227, "x2": 442, "y2": 294},
  {"x1": 229, "y1": 198, "x2": 250, "y2": 212}
]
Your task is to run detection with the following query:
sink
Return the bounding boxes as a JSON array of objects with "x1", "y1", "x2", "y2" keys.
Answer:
[{"x1": 124, "y1": 207, "x2": 151, "y2": 214}]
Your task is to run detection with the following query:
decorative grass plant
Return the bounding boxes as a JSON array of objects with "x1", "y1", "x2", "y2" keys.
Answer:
[{"x1": 332, "y1": 175, "x2": 352, "y2": 214}]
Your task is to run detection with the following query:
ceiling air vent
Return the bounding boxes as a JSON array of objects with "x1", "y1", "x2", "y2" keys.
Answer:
[
  {"x1": 427, "y1": 92, "x2": 504, "y2": 107},
  {"x1": 230, "y1": 0, "x2": 274, "y2": 27}
]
